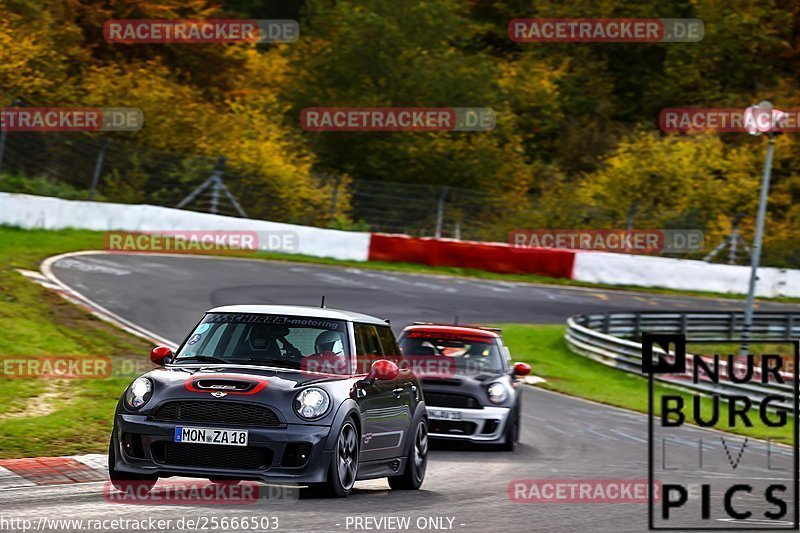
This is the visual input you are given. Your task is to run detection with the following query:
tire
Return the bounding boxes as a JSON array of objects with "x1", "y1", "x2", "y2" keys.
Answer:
[
  {"x1": 108, "y1": 433, "x2": 157, "y2": 494},
  {"x1": 497, "y1": 407, "x2": 520, "y2": 452},
  {"x1": 305, "y1": 419, "x2": 359, "y2": 498},
  {"x1": 388, "y1": 417, "x2": 428, "y2": 490}
]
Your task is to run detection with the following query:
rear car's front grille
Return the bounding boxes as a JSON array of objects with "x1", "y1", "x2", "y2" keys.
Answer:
[
  {"x1": 424, "y1": 393, "x2": 482, "y2": 409},
  {"x1": 422, "y1": 378, "x2": 462, "y2": 387},
  {"x1": 152, "y1": 442, "x2": 273, "y2": 470},
  {"x1": 152, "y1": 401, "x2": 281, "y2": 427},
  {"x1": 429, "y1": 420, "x2": 477, "y2": 435}
]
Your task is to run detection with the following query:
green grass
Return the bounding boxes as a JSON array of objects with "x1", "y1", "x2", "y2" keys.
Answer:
[
  {"x1": 501, "y1": 324, "x2": 794, "y2": 443},
  {"x1": 0, "y1": 227, "x2": 152, "y2": 458}
]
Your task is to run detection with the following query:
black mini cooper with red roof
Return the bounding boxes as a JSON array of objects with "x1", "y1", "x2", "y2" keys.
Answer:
[
  {"x1": 109, "y1": 305, "x2": 428, "y2": 498},
  {"x1": 398, "y1": 323, "x2": 530, "y2": 451}
]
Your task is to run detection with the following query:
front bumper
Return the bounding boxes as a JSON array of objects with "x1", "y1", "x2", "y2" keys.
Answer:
[
  {"x1": 112, "y1": 413, "x2": 333, "y2": 484},
  {"x1": 425, "y1": 405, "x2": 510, "y2": 442}
]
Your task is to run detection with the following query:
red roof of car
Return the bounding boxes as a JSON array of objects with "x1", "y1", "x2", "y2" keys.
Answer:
[{"x1": 402, "y1": 324, "x2": 500, "y2": 340}]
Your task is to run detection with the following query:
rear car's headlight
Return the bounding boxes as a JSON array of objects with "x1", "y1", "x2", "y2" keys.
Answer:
[
  {"x1": 487, "y1": 382, "x2": 509, "y2": 404},
  {"x1": 294, "y1": 387, "x2": 331, "y2": 420},
  {"x1": 125, "y1": 377, "x2": 153, "y2": 410}
]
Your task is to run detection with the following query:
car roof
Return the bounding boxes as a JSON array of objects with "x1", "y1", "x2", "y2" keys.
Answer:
[
  {"x1": 206, "y1": 304, "x2": 389, "y2": 325},
  {"x1": 402, "y1": 324, "x2": 501, "y2": 339}
]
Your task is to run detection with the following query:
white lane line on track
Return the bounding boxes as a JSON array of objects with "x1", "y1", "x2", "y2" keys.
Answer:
[
  {"x1": 609, "y1": 430, "x2": 647, "y2": 443},
  {"x1": 40, "y1": 251, "x2": 177, "y2": 349},
  {"x1": 585, "y1": 427, "x2": 618, "y2": 441}
]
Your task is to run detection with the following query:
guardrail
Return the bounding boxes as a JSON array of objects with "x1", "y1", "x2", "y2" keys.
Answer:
[{"x1": 565, "y1": 311, "x2": 800, "y2": 410}]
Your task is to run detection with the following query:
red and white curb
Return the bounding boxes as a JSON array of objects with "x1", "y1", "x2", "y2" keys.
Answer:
[{"x1": 0, "y1": 454, "x2": 107, "y2": 489}]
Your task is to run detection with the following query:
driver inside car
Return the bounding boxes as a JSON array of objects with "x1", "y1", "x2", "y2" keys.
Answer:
[
  {"x1": 301, "y1": 330, "x2": 348, "y2": 374},
  {"x1": 235, "y1": 324, "x2": 301, "y2": 362}
]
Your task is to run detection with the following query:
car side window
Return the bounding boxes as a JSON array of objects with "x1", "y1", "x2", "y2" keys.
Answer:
[
  {"x1": 355, "y1": 324, "x2": 382, "y2": 356},
  {"x1": 354, "y1": 324, "x2": 383, "y2": 373},
  {"x1": 376, "y1": 326, "x2": 402, "y2": 364}
]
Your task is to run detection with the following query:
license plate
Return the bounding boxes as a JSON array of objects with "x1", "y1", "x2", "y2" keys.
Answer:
[
  {"x1": 428, "y1": 409, "x2": 462, "y2": 420},
  {"x1": 174, "y1": 426, "x2": 248, "y2": 446}
]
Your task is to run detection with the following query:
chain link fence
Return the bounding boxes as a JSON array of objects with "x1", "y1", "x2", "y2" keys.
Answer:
[{"x1": 0, "y1": 130, "x2": 511, "y2": 240}]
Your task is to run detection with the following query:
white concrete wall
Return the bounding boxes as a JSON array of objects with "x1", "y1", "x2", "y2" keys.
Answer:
[
  {"x1": 3, "y1": 193, "x2": 799, "y2": 296},
  {"x1": 0, "y1": 193, "x2": 371, "y2": 261},
  {"x1": 572, "y1": 251, "x2": 798, "y2": 297}
]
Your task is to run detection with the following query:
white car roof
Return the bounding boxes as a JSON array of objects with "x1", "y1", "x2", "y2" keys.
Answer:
[{"x1": 206, "y1": 304, "x2": 389, "y2": 325}]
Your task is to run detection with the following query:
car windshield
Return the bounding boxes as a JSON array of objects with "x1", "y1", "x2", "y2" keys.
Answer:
[
  {"x1": 173, "y1": 313, "x2": 350, "y2": 373},
  {"x1": 399, "y1": 332, "x2": 504, "y2": 375}
]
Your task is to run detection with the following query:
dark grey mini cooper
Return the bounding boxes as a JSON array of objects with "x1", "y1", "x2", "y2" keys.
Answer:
[{"x1": 109, "y1": 305, "x2": 428, "y2": 498}]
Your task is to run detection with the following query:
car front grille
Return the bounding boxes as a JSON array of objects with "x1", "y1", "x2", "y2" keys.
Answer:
[
  {"x1": 153, "y1": 442, "x2": 273, "y2": 470},
  {"x1": 152, "y1": 401, "x2": 281, "y2": 427},
  {"x1": 424, "y1": 393, "x2": 482, "y2": 409},
  {"x1": 429, "y1": 419, "x2": 477, "y2": 435}
]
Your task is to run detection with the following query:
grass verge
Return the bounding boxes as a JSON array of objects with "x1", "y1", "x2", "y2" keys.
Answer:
[
  {"x1": 0, "y1": 227, "x2": 151, "y2": 458},
  {"x1": 502, "y1": 324, "x2": 793, "y2": 444}
]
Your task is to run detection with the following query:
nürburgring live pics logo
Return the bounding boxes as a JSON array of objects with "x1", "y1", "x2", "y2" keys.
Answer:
[{"x1": 643, "y1": 333, "x2": 799, "y2": 530}]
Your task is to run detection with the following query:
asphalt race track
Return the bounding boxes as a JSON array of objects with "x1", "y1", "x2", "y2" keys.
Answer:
[{"x1": 5, "y1": 252, "x2": 799, "y2": 533}]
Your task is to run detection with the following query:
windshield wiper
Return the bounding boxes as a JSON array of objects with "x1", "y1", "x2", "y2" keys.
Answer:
[
  {"x1": 243, "y1": 359, "x2": 300, "y2": 369},
  {"x1": 174, "y1": 355, "x2": 229, "y2": 364}
]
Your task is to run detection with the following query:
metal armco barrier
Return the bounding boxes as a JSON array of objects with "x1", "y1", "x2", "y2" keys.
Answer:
[{"x1": 565, "y1": 311, "x2": 800, "y2": 410}]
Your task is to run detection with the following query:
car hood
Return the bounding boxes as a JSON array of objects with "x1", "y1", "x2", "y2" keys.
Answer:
[{"x1": 147, "y1": 364, "x2": 348, "y2": 390}]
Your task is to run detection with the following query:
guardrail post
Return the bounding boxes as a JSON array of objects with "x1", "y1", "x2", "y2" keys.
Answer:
[
  {"x1": 729, "y1": 312, "x2": 736, "y2": 339},
  {"x1": 634, "y1": 313, "x2": 641, "y2": 337},
  {"x1": 602, "y1": 313, "x2": 610, "y2": 334},
  {"x1": 787, "y1": 314, "x2": 794, "y2": 337},
  {"x1": 680, "y1": 313, "x2": 688, "y2": 335}
]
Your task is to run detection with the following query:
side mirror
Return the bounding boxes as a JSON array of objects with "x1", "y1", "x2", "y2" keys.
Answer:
[
  {"x1": 368, "y1": 359, "x2": 399, "y2": 381},
  {"x1": 150, "y1": 346, "x2": 174, "y2": 366},
  {"x1": 513, "y1": 362, "x2": 531, "y2": 377}
]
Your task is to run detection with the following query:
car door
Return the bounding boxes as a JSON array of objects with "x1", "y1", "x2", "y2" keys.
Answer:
[
  {"x1": 354, "y1": 323, "x2": 408, "y2": 461},
  {"x1": 375, "y1": 324, "x2": 416, "y2": 423}
]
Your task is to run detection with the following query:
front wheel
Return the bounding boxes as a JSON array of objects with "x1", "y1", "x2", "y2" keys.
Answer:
[
  {"x1": 388, "y1": 417, "x2": 428, "y2": 490},
  {"x1": 497, "y1": 407, "x2": 520, "y2": 452},
  {"x1": 108, "y1": 434, "x2": 157, "y2": 494},
  {"x1": 305, "y1": 419, "x2": 359, "y2": 498}
]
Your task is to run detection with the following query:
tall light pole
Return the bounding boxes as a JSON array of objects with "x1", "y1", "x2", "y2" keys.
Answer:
[{"x1": 740, "y1": 101, "x2": 784, "y2": 355}]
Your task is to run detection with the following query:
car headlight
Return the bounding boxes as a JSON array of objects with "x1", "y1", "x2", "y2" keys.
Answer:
[
  {"x1": 294, "y1": 387, "x2": 331, "y2": 420},
  {"x1": 125, "y1": 377, "x2": 153, "y2": 410},
  {"x1": 487, "y1": 382, "x2": 509, "y2": 404}
]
